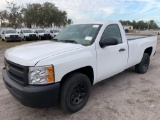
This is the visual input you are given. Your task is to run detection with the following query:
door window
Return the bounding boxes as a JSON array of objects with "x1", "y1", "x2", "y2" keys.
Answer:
[{"x1": 101, "y1": 24, "x2": 122, "y2": 44}]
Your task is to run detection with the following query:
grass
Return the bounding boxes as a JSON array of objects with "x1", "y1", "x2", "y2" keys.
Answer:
[{"x1": 0, "y1": 40, "x2": 40, "y2": 48}]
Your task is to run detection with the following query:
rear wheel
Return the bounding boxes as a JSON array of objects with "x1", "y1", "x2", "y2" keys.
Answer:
[
  {"x1": 60, "y1": 73, "x2": 91, "y2": 113},
  {"x1": 135, "y1": 53, "x2": 150, "y2": 74}
]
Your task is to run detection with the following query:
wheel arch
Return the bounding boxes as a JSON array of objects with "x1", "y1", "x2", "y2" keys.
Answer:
[
  {"x1": 144, "y1": 47, "x2": 153, "y2": 56},
  {"x1": 60, "y1": 66, "x2": 94, "y2": 87}
]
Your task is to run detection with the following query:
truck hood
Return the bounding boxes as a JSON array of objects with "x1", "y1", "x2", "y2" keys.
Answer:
[
  {"x1": 5, "y1": 41, "x2": 83, "y2": 66},
  {"x1": 38, "y1": 33, "x2": 46, "y2": 36},
  {"x1": 24, "y1": 33, "x2": 36, "y2": 36}
]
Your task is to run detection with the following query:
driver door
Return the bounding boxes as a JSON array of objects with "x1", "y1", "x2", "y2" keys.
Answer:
[{"x1": 97, "y1": 24, "x2": 128, "y2": 81}]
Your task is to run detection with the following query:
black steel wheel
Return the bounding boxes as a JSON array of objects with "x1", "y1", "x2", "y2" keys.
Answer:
[
  {"x1": 135, "y1": 53, "x2": 150, "y2": 74},
  {"x1": 60, "y1": 73, "x2": 91, "y2": 113},
  {"x1": 70, "y1": 82, "x2": 87, "y2": 106}
]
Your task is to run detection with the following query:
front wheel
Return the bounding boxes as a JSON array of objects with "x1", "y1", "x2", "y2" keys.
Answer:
[
  {"x1": 60, "y1": 73, "x2": 91, "y2": 113},
  {"x1": 39, "y1": 36, "x2": 42, "y2": 40},
  {"x1": 5, "y1": 39, "x2": 8, "y2": 42},
  {"x1": 24, "y1": 37, "x2": 27, "y2": 41},
  {"x1": 135, "y1": 53, "x2": 150, "y2": 74}
]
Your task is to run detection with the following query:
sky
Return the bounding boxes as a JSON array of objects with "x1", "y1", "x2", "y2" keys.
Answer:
[{"x1": 0, "y1": 0, "x2": 160, "y2": 26}]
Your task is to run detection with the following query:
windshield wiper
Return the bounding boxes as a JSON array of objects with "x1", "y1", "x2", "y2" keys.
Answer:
[
  {"x1": 61, "y1": 40, "x2": 78, "y2": 44},
  {"x1": 52, "y1": 39, "x2": 79, "y2": 44}
]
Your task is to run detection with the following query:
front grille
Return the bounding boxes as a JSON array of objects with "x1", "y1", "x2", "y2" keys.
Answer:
[
  {"x1": 29, "y1": 34, "x2": 36, "y2": 37},
  {"x1": 10, "y1": 35, "x2": 18, "y2": 38},
  {"x1": 4, "y1": 59, "x2": 28, "y2": 86},
  {"x1": 44, "y1": 34, "x2": 50, "y2": 36}
]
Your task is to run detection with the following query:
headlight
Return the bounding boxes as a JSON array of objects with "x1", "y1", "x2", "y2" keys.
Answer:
[{"x1": 29, "y1": 65, "x2": 55, "y2": 85}]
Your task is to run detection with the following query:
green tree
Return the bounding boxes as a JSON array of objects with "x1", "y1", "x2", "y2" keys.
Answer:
[
  {"x1": 149, "y1": 20, "x2": 158, "y2": 29},
  {"x1": 21, "y1": 2, "x2": 71, "y2": 28},
  {"x1": 119, "y1": 20, "x2": 159, "y2": 30},
  {"x1": 0, "y1": 10, "x2": 9, "y2": 27},
  {"x1": 1, "y1": 1, "x2": 73, "y2": 28},
  {"x1": 22, "y1": 3, "x2": 42, "y2": 27},
  {"x1": 67, "y1": 19, "x2": 73, "y2": 25},
  {"x1": 5, "y1": 1, "x2": 23, "y2": 28}
]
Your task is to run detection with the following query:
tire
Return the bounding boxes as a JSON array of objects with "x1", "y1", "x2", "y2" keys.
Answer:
[
  {"x1": 24, "y1": 37, "x2": 27, "y2": 41},
  {"x1": 39, "y1": 36, "x2": 41, "y2": 40},
  {"x1": 135, "y1": 53, "x2": 150, "y2": 74},
  {"x1": 60, "y1": 73, "x2": 91, "y2": 113},
  {"x1": 5, "y1": 39, "x2": 8, "y2": 42}
]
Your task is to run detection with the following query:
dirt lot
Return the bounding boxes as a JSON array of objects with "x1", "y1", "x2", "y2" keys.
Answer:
[{"x1": 0, "y1": 36, "x2": 160, "y2": 120}]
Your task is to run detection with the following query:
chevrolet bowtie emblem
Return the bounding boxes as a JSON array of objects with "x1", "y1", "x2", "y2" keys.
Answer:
[{"x1": 6, "y1": 66, "x2": 10, "y2": 71}]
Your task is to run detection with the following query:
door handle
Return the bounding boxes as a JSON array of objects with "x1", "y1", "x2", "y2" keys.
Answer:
[{"x1": 119, "y1": 48, "x2": 126, "y2": 52}]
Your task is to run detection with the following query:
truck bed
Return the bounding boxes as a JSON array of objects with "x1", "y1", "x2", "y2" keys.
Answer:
[
  {"x1": 126, "y1": 33, "x2": 157, "y2": 69},
  {"x1": 126, "y1": 34, "x2": 154, "y2": 41}
]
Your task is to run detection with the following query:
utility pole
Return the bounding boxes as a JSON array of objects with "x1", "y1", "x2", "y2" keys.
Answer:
[
  {"x1": 0, "y1": 17, "x2": 2, "y2": 28},
  {"x1": 147, "y1": 21, "x2": 150, "y2": 30}
]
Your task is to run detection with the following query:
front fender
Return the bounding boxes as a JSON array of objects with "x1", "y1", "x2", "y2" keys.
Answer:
[{"x1": 36, "y1": 46, "x2": 97, "y2": 83}]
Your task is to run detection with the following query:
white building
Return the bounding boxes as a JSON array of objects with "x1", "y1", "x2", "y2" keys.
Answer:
[{"x1": 123, "y1": 25, "x2": 133, "y2": 30}]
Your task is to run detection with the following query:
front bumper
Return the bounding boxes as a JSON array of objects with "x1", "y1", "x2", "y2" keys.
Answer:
[
  {"x1": 25, "y1": 36, "x2": 38, "y2": 40},
  {"x1": 5, "y1": 37, "x2": 21, "y2": 41},
  {"x1": 2, "y1": 68, "x2": 60, "y2": 108},
  {"x1": 40, "y1": 35, "x2": 51, "y2": 40}
]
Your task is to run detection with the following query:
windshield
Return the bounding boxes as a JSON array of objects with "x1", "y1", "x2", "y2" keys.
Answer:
[
  {"x1": 37, "y1": 30, "x2": 46, "y2": 33},
  {"x1": 23, "y1": 30, "x2": 33, "y2": 33},
  {"x1": 54, "y1": 24, "x2": 101, "y2": 45},
  {"x1": 54, "y1": 30, "x2": 60, "y2": 33},
  {"x1": 5, "y1": 30, "x2": 16, "y2": 34}
]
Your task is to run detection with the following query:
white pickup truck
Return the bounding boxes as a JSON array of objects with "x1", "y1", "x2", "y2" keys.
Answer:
[
  {"x1": 34, "y1": 29, "x2": 51, "y2": 40},
  {"x1": 1, "y1": 29, "x2": 21, "y2": 42},
  {"x1": 2, "y1": 21, "x2": 157, "y2": 113},
  {"x1": 18, "y1": 29, "x2": 38, "y2": 41}
]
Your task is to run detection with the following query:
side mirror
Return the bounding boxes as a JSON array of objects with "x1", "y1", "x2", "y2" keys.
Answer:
[
  {"x1": 99, "y1": 38, "x2": 118, "y2": 48},
  {"x1": 2, "y1": 32, "x2": 4, "y2": 34}
]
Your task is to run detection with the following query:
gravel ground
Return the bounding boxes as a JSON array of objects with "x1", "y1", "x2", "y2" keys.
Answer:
[{"x1": 0, "y1": 36, "x2": 160, "y2": 120}]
